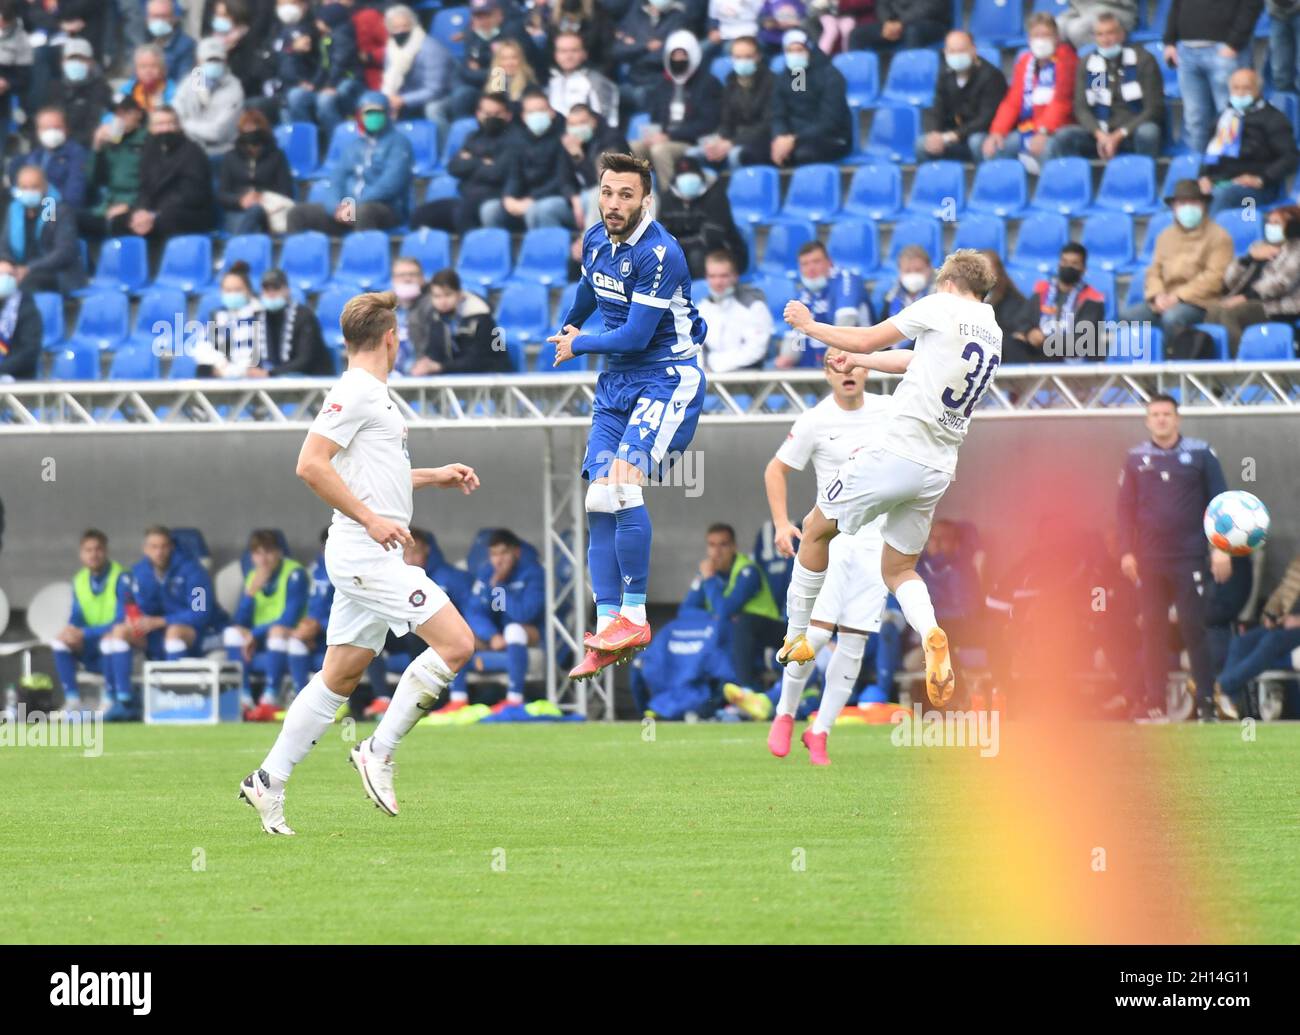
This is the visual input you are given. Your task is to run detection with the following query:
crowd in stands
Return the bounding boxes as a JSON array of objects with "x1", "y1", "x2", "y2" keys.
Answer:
[{"x1": 0, "y1": 0, "x2": 1298, "y2": 388}]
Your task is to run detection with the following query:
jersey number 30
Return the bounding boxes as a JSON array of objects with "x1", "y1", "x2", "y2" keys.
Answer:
[{"x1": 941, "y1": 342, "x2": 999, "y2": 418}]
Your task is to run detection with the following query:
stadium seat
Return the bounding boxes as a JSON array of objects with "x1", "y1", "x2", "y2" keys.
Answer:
[
  {"x1": 1237, "y1": 323, "x2": 1296, "y2": 361},
  {"x1": 221, "y1": 233, "x2": 272, "y2": 286},
  {"x1": 315, "y1": 286, "x2": 354, "y2": 350},
  {"x1": 305, "y1": 179, "x2": 333, "y2": 206},
  {"x1": 887, "y1": 216, "x2": 943, "y2": 266},
  {"x1": 423, "y1": 174, "x2": 460, "y2": 203},
  {"x1": 906, "y1": 160, "x2": 965, "y2": 218},
  {"x1": 34, "y1": 292, "x2": 64, "y2": 350},
  {"x1": 49, "y1": 345, "x2": 99, "y2": 380},
  {"x1": 1267, "y1": 91, "x2": 1300, "y2": 144},
  {"x1": 1011, "y1": 212, "x2": 1070, "y2": 275},
  {"x1": 1145, "y1": 42, "x2": 1179, "y2": 97},
  {"x1": 833, "y1": 50, "x2": 879, "y2": 109},
  {"x1": 1031, "y1": 157, "x2": 1093, "y2": 216},
  {"x1": 195, "y1": 288, "x2": 224, "y2": 326},
  {"x1": 318, "y1": 121, "x2": 361, "y2": 176},
  {"x1": 167, "y1": 351, "x2": 198, "y2": 378},
  {"x1": 971, "y1": 0, "x2": 1031, "y2": 46},
  {"x1": 399, "y1": 227, "x2": 452, "y2": 278},
  {"x1": 1137, "y1": 210, "x2": 1173, "y2": 265},
  {"x1": 152, "y1": 234, "x2": 213, "y2": 294},
  {"x1": 440, "y1": 117, "x2": 478, "y2": 168},
  {"x1": 67, "y1": 292, "x2": 129, "y2": 352},
  {"x1": 1090, "y1": 155, "x2": 1159, "y2": 215},
  {"x1": 1080, "y1": 213, "x2": 1136, "y2": 273},
  {"x1": 108, "y1": 345, "x2": 161, "y2": 380},
  {"x1": 951, "y1": 213, "x2": 1007, "y2": 257},
  {"x1": 759, "y1": 220, "x2": 817, "y2": 277},
  {"x1": 727, "y1": 165, "x2": 781, "y2": 225},
  {"x1": 976, "y1": 45, "x2": 1001, "y2": 69},
  {"x1": 509, "y1": 226, "x2": 571, "y2": 287},
  {"x1": 968, "y1": 159, "x2": 1027, "y2": 218},
  {"x1": 432, "y1": 6, "x2": 468, "y2": 56},
  {"x1": 1087, "y1": 269, "x2": 1118, "y2": 322},
  {"x1": 327, "y1": 229, "x2": 391, "y2": 291},
  {"x1": 826, "y1": 219, "x2": 880, "y2": 277},
  {"x1": 1216, "y1": 207, "x2": 1263, "y2": 255},
  {"x1": 555, "y1": 281, "x2": 605, "y2": 334},
  {"x1": 1159, "y1": 153, "x2": 1201, "y2": 200},
  {"x1": 777, "y1": 163, "x2": 841, "y2": 223},
  {"x1": 1108, "y1": 323, "x2": 1163, "y2": 362},
  {"x1": 1132, "y1": 0, "x2": 1171, "y2": 42},
  {"x1": 127, "y1": 287, "x2": 188, "y2": 352},
  {"x1": 710, "y1": 55, "x2": 733, "y2": 83},
  {"x1": 1192, "y1": 322, "x2": 1232, "y2": 361},
  {"x1": 396, "y1": 119, "x2": 440, "y2": 177},
  {"x1": 456, "y1": 227, "x2": 512, "y2": 291},
  {"x1": 496, "y1": 281, "x2": 551, "y2": 347},
  {"x1": 844, "y1": 162, "x2": 903, "y2": 221},
  {"x1": 862, "y1": 104, "x2": 919, "y2": 163},
  {"x1": 83, "y1": 236, "x2": 148, "y2": 295},
  {"x1": 880, "y1": 48, "x2": 938, "y2": 106},
  {"x1": 274, "y1": 121, "x2": 320, "y2": 180},
  {"x1": 753, "y1": 273, "x2": 791, "y2": 336},
  {"x1": 1007, "y1": 266, "x2": 1039, "y2": 300},
  {"x1": 279, "y1": 231, "x2": 331, "y2": 293}
]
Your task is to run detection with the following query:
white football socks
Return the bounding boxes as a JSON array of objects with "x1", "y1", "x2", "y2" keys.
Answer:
[
  {"x1": 776, "y1": 625, "x2": 833, "y2": 717},
  {"x1": 262, "y1": 676, "x2": 348, "y2": 786},
  {"x1": 783, "y1": 559, "x2": 827, "y2": 640},
  {"x1": 813, "y1": 632, "x2": 867, "y2": 735},
  {"x1": 374, "y1": 647, "x2": 455, "y2": 756},
  {"x1": 895, "y1": 578, "x2": 939, "y2": 639}
]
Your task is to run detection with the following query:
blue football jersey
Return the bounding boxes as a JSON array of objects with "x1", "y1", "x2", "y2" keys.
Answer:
[
  {"x1": 791, "y1": 268, "x2": 871, "y2": 368},
  {"x1": 576, "y1": 217, "x2": 706, "y2": 371}
]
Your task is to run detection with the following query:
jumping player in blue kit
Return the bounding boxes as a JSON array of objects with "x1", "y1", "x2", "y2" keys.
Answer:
[{"x1": 547, "y1": 152, "x2": 708, "y2": 680}]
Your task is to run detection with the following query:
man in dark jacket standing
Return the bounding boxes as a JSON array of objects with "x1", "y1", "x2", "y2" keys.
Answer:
[
  {"x1": 656, "y1": 155, "x2": 749, "y2": 278},
  {"x1": 108, "y1": 105, "x2": 215, "y2": 241},
  {"x1": 1165, "y1": 0, "x2": 1262, "y2": 153},
  {"x1": 917, "y1": 30, "x2": 1006, "y2": 163},
  {"x1": 633, "y1": 29, "x2": 721, "y2": 187},
  {"x1": 480, "y1": 88, "x2": 577, "y2": 229},
  {"x1": 48, "y1": 38, "x2": 111, "y2": 149},
  {"x1": 411, "y1": 92, "x2": 518, "y2": 234},
  {"x1": 850, "y1": 0, "x2": 950, "y2": 52},
  {"x1": 1197, "y1": 67, "x2": 1300, "y2": 215},
  {"x1": 0, "y1": 258, "x2": 42, "y2": 382},
  {"x1": 770, "y1": 30, "x2": 852, "y2": 166},
  {"x1": 700, "y1": 35, "x2": 773, "y2": 170},
  {"x1": 0, "y1": 164, "x2": 87, "y2": 294}
]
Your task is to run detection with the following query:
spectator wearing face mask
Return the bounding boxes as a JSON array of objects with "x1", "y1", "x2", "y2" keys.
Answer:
[
  {"x1": 118, "y1": 43, "x2": 175, "y2": 113},
  {"x1": 194, "y1": 262, "x2": 266, "y2": 378},
  {"x1": 49, "y1": 38, "x2": 111, "y2": 149},
  {"x1": 0, "y1": 163, "x2": 87, "y2": 295},
  {"x1": 174, "y1": 37, "x2": 245, "y2": 161},
  {"x1": 879, "y1": 244, "x2": 934, "y2": 335},
  {"x1": 655, "y1": 154, "x2": 749, "y2": 279},
  {"x1": 776, "y1": 239, "x2": 870, "y2": 368},
  {"x1": 694, "y1": 35, "x2": 773, "y2": 170},
  {"x1": 146, "y1": 0, "x2": 197, "y2": 80},
  {"x1": 560, "y1": 103, "x2": 629, "y2": 226},
  {"x1": 389, "y1": 255, "x2": 435, "y2": 376},
  {"x1": 0, "y1": 257, "x2": 42, "y2": 382},
  {"x1": 697, "y1": 249, "x2": 772, "y2": 371},
  {"x1": 411, "y1": 268, "x2": 510, "y2": 376},
  {"x1": 410, "y1": 92, "x2": 516, "y2": 235},
  {"x1": 612, "y1": 0, "x2": 690, "y2": 115},
  {"x1": 1204, "y1": 205, "x2": 1300, "y2": 355},
  {"x1": 1196, "y1": 68, "x2": 1299, "y2": 216},
  {"x1": 254, "y1": 0, "x2": 321, "y2": 124},
  {"x1": 108, "y1": 104, "x2": 215, "y2": 241},
  {"x1": 633, "y1": 30, "x2": 722, "y2": 187},
  {"x1": 770, "y1": 30, "x2": 852, "y2": 166},
  {"x1": 8, "y1": 107, "x2": 89, "y2": 209},
  {"x1": 547, "y1": 29, "x2": 619, "y2": 126},
  {"x1": 1007, "y1": 242, "x2": 1106, "y2": 363},
  {"x1": 257, "y1": 269, "x2": 333, "y2": 376},
  {"x1": 0, "y1": 3, "x2": 33, "y2": 132},
  {"x1": 79, "y1": 95, "x2": 148, "y2": 240},
  {"x1": 381, "y1": 3, "x2": 454, "y2": 124},
  {"x1": 480, "y1": 89, "x2": 577, "y2": 230},
  {"x1": 217, "y1": 108, "x2": 296, "y2": 235},
  {"x1": 918, "y1": 30, "x2": 1007, "y2": 163},
  {"x1": 287, "y1": 0, "x2": 365, "y2": 146},
  {"x1": 1163, "y1": 0, "x2": 1260, "y2": 155},
  {"x1": 431, "y1": 0, "x2": 539, "y2": 136}
]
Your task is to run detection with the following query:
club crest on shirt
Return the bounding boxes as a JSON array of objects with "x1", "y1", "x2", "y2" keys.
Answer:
[{"x1": 620, "y1": 258, "x2": 632, "y2": 276}]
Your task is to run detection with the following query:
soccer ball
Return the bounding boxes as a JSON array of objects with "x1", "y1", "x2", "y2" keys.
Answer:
[{"x1": 1204, "y1": 491, "x2": 1270, "y2": 556}]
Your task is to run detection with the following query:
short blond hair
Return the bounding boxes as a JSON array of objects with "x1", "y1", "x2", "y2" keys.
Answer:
[
  {"x1": 340, "y1": 291, "x2": 398, "y2": 353},
  {"x1": 936, "y1": 249, "x2": 995, "y2": 298}
]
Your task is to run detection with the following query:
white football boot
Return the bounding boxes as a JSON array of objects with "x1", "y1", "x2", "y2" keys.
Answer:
[
  {"x1": 238, "y1": 769, "x2": 295, "y2": 835},
  {"x1": 350, "y1": 736, "x2": 398, "y2": 816}
]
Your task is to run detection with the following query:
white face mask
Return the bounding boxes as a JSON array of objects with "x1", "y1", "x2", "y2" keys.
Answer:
[
  {"x1": 901, "y1": 272, "x2": 929, "y2": 295},
  {"x1": 277, "y1": 4, "x2": 303, "y2": 24},
  {"x1": 38, "y1": 129, "x2": 66, "y2": 150},
  {"x1": 1029, "y1": 36, "x2": 1056, "y2": 60}
]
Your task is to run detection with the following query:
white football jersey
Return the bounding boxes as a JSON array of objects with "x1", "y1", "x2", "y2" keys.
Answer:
[
  {"x1": 884, "y1": 292, "x2": 1003, "y2": 476},
  {"x1": 308, "y1": 368, "x2": 413, "y2": 551},
  {"x1": 775, "y1": 392, "x2": 893, "y2": 546}
]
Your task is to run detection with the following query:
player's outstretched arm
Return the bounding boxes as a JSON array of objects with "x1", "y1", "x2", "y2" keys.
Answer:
[
  {"x1": 783, "y1": 300, "x2": 905, "y2": 355},
  {"x1": 830, "y1": 349, "x2": 914, "y2": 375},
  {"x1": 412, "y1": 464, "x2": 480, "y2": 494},
  {"x1": 296, "y1": 432, "x2": 413, "y2": 550}
]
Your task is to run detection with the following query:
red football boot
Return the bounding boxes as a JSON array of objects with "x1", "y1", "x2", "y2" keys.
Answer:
[
  {"x1": 585, "y1": 614, "x2": 652, "y2": 654},
  {"x1": 568, "y1": 646, "x2": 625, "y2": 681}
]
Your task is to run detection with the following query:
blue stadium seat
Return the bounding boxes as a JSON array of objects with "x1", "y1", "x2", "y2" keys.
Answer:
[
  {"x1": 423, "y1": 175, "x2": 460, "y2": 202},
  {"x1": 152, "y1": 234, "x2": 213, "y2": 294},
  {"x1": 951, "y1": 213, "x2": 1007, "y2": 257},
  {"x1": 34, "y1": 292, "x2": 64, "y2": 350},
  {"x1": 976, "y1": 45, "x2": 1001, "y2": 69},
  {"x1": 400, "y1": 227, "x2": 452, "y2": 278},
  {"x1": 968, "y1": 159, "x2": 1027, "y2": 218},
  {"x1": 397, "y1": 119, "x2": 440, "y2": 177},
  {"x1": 710, "y1": 55, "x2": 733, "y2": 83},
  {"x1": 727, "y1": 165, "x2": 781, "y2": 225},
  {"x1": 1137, "y1": 210, "x2": 1173, "y2": 264},
  {"x1": 1031, "y1": 157, "x2": 1093, "y2": 216},
  {"x1": 833, "y1": 50, "x2": 879, "y2": 109},
  {"x1": 1132, "y1": 0, "x2": 1171, "y2": 42},
  {"x1": 1160, "y1": 153, "x2": 1201, "y2": 199},
  {"x1": 432, "y1": 6, "x2": 468, "y2": 56},
  {"x1": 1011, "y1": 212, "x2": 1070, "y2": 275},
  {"x1": 496, "y1": 281, "x2": 550, "y2": 347},
  {"x1": 108, "y1": 345, "x2": 161, "y2": 380},
  {"x1": 880, "y1": 48, "x2": 938, "y2": 106},
  {"x1": 862, "y1": 104, "x2": 919, "y2": 163},
  {"x1": 305, "y1": 179, "x2": 333, "y2": 206},
  {"x1": 221, "y1": 233, "x2": 272, "y2": 286},
  {"x1": 49, "y1": 345, "x2": 99, "y2": 380},
  {"x1": 327, "y1": 229, "x2": 391, "y2": 291},
  {"x1": 1090, "y1": 155, "x2": 1159, "y2": 215},
  {"x1": 83, "y1": 236, "x2": 148, "y2": 295},
  {"x1": 1087, "y1": 269, "x2": 1118, "y2": 322},
  {"x1": 1192, "y1": 322, "x2": 1231, "y2": 361},
  {"x1": 844, "y1": 162, "x2": 903, "y2": 220},
  {"x1": 440, "y1": 116, "x2": 477, "y2": 167},
  {"x1": 759, "y1": 220, "x2": 817, "y2": 277},
  {"x1": 1108, "y1": 323, "x2": 1163, "y2": 362},
  {"x1": 280, "y1": 231, "x2": 331, "y2": 293},
  {"x1": 777, "y1": 163, "x2": 841, "y2": 223},
  {"x1": 1266, "y1": 91, "x2": 1300, "y2": 144},
  {"x1": 1080, "y1": 213, "x2": 1136, "y2": 273},
  {"x1": 318, "y1": 121, "x2": 361, "y2": 177},
  {"x1": 195, "y1": 288, "x2": 223, "y2": 326},
  {"x1": 168, "y1": 352, "x2": 198, "y2": 378},
  {"x1": 826, "y1": 219, "x2": 880, "y2": 277},
  {"x1": 555, "y1": 281, "x2": 605, "y2": 334},
  {"x1": 127, "y1": 287, "x2": 187, "y2": 351},
  {"x1": 1216, "y1": 207, "x2": 1263, "y2": 255},
  {"x1": 1146, "y1": 42, "x2": 1179, "y2": 97},
  {"x1": 67, "y1": 292, "x2": 129, "y2": 351},
  {"x1": 274, "y1": 121, "x2": 320, "y2": 180},
  {"x1": 887, "y1": 217, "x2": 943, "y2": 266},
  {"x1": 625, "y1": 112, "x2": 651, "y2": 143},
  {"x1": 509, "y1": 226, "x2": 571, "y2": 287},
  {"x1": 456, "y1": 227, "x2": 512, "y2": 291},
  {"x1": 971, "y1": 0, "x2": 1031, "y2": 46},
  {"x1": 1237, "y1": 323, "x2": 1295, "y2": 361},
  {"x1": 754, "y1": 273, "x2": 792, "y2": 335},
  {"x1": 315, "y1": 286, "x2": 354, "y2": 350},
  {"x1": 906, "y1": 160, "x2": 965, "y2": 218}
]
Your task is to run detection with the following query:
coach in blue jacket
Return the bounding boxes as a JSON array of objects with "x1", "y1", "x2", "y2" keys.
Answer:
[
  {"x1": 466, "y1": 530, "x2": 546, "y2": 710},
  {"x1": 1117, "y1": 394, "x2": 1231, "y2": 722}
]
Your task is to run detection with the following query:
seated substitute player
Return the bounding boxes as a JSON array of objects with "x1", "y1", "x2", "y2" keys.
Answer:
[
  {"x1": 226, "y1": 529, "x2": 311, "y2": 722},
  {"x1": 761, "y1": 347, "x2": 893, "y2": 765},
  {"x1": 778, "y1": 249, "x2": 1002, "y2": 708},
  {"x1": 51, "y1": 529, "x2": 133, "y2": 710},
  {"x1": 287, "y1": 528, "x2": 333, "y2": 694},
  {"x1": 240, "y1": 291, "x2": 481, "y2": 835},
  {"x1": 102, "y1": 525, "x2": 215, "y2": 721},
  {"x1": 464, "y1": 528, "x2": 546, "y2": 714},
  {"x1": 548, "y1": 152, "x2": 708, "y2": 680}
]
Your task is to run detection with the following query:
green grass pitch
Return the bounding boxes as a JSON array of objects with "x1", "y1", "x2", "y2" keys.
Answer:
[{"x1": 1, "y1": 721, "x2": 1297, "y2": 943}]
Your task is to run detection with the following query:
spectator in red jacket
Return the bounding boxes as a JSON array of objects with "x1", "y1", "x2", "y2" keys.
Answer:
[
  {"x1": 974, "y1": 12, "x2": 1077, "y2": 171},
  {"x1": 342, "y1": 0, "x2": 387, "y2": 90}
]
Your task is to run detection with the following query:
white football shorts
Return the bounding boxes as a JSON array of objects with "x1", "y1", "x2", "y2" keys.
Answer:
[
  {"x1": 324, "y1": 538, "x2": 449, "y2": 655},
  {"x1": 811, "y1": 530, "x2": 887, "y2": 633},
  {"x1": 817, "y1": 447, "x2": 951, "y2": 556}
]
